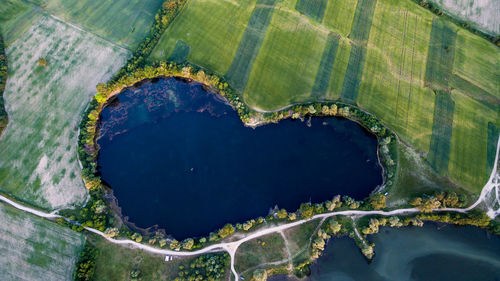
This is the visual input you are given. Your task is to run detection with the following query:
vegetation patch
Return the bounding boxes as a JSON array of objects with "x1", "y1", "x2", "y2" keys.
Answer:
[
  {"x1": 427, "y1": 91, "x2": 454, "y2": 174},
  {"x1": 295, "y1": 0, "x2": 328, "y2": 22},
  {"x1": 311, "y1": 33, "x2": 340, "y2": 99},
  {"x1": 225, "y1": 0, "x2": 278, "y2": 92}
]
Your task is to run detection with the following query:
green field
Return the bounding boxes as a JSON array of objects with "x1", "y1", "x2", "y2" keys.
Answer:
[
  {"x1": 150, "y1": 0, "x2": 500, "y2": 193},
  {"x1": 235, "y1": 233, "x2": 288, "y2": 273},
  {"x1": 0, "y1": 203, "x2": 85, "y2": 280},
  {"x1": 0, "y1": 12, "x2": 129, "y2": 209}
]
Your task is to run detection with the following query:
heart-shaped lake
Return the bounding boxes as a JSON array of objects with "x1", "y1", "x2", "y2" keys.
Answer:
[{"x1": 97, "y1": 77, "x2": 382, "y2": 239}]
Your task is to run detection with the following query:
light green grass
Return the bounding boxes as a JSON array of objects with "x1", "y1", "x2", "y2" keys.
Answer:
[
  {"x1": 0, "y1": 202, "x2": 85, "y2": 280},
  {"x1": 358, "y1": 0, "x2": 435, "y2": 153},
  {"x1": 448, "y1": 90, "x2": 499, "y2": 191},
  {"x1": 235, "y1": 233, "x2": 288, "y2": 273},
  {"x1": 150, "y1": 0, "x2": 257, "y2": 74},
  {"x1": 322, "y1": 0, "x2": 358, "y2": 36},
  {"x1": 243, "y1": 5, "x2": 328, "y2": 108},
  {"x1": 39, "y1": 0, "x2": 164, "y2": 49},
  {"x1": 0, "y1": 15, "x2": 129, "y2": 209}
]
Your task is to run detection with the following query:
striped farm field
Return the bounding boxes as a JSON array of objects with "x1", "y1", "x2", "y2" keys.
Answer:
[
  {"x1": 150, "y1": 0, "x2": 258, "y2": 74},
  {"x1": 150, "y1": 0, "x2": 500, "y2": 193}
]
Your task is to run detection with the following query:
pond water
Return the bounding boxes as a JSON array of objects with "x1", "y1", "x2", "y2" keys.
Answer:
[
  {"x1": 269, "y1": 224, "x2": 500, "y2": 281},
  {"x1": 97, "y1": 78, "x2": 382, "y2": 238}
]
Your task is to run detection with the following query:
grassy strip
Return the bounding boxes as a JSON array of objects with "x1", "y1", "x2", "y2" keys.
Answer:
[
  {"x1": 295, "y1": 0, "x2": 328, "y2": 22},
  {"x1": 487, "y1": 123, "x2": 500, "y2": 179},
  {"x1": 349, "y1": 0, "x2": 378, "y2": 42},
  {"x1": 225, "y1": 0, "x2": 278, "y2": 92},
  {"x1": 411, "y1": 0, "x2": 500, "y2": 47},
  {"x1": 427, "y1": 91, "x2": 454, "y2": 174},
  {"x1": 340, "y1": 44, "x2": 367, "y2": 102},
  {"x1": 311, "y1": 33, "x2": 340, "y2": 99},
  {"x1": 424, "y1": 18, "x2": 457, "y2": 90},
  {"x1": 0, "y1": 31, "x2": 7, "y2": 136}
]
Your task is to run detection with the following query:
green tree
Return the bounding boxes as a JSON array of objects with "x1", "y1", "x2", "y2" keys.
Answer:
[
  {"x1": 299, "y1": 203, "x2": 313, "y2": 219},
  {"x1": 369, "y1": 194, "x2": 386, "y2": 210},
  {"x1": 277, "y1": 208, "x2": 288, "y2": 219},
  {"x1": 218, "y1": 223, "x2": 235, "y2": 238},
  {"x1": 327, "y1": 219, "x2": 341, "y2": 234},
  {"x1": 182, "y1": 238, "x2": 194, "y2": 250}
]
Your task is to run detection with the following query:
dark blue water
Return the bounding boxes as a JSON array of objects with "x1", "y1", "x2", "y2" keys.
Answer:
[
  {"x1": 269, "y1": 224, "x2": 500, "y2": 281},
  {"x1": 97, "y1": 78, "x2": 382, "y2": 239}
]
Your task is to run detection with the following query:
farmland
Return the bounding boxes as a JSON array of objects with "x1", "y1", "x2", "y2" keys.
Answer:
[
  {"x1": 150, "y1": 0, "x2": 500, "y2": 193},
  {"x1": 0, "y1": 203, "x2": 85, "y2": 281},
  {"x1": 0, "y1": 14, "x2": 128, "y2": 209}
]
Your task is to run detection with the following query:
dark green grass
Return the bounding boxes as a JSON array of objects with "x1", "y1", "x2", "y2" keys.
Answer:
[
  {"x1": 424, "y1": 18, "x2": 457, "y2": 90},
  {"x1": 311, "y1": 33, "x2": 340, "y2": 99},
  {"x1": 486, "y1": 122, "x2": 499, "y2": 178},
  {"x1": 450, "y1": 75, "x2": 499, "y2": 108},
  {"x1": 167, "y1": 40, "x2": 190, "y2": 64},
  {"x1": 340, "y1": 44, "x2": 367, "y2": 102},
  {"x1": 349, "y1": 0, "x2": 378, "y2": 42},
  {"x1": 225, "y1": 0, "x2": 278, "y2": 92},
  {"x1": 428, "y1": 91, "x2": 455, "y2": 174},
  {"x1": 295, "y1": 0, "x2": 328, "y2": 22}
]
